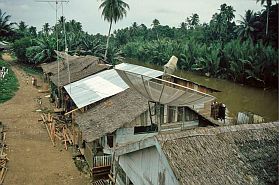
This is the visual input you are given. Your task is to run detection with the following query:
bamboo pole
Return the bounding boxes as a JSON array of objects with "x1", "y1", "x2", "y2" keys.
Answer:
[{"x1": 45, "y1": 123, "x2": 55, "y2": 146}]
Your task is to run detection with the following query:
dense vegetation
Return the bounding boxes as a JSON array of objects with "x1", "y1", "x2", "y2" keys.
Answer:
[
  {"x1": 0, "y1": 1, "x2": 278, "y2": 88},
  {"x1": 115, "y1": 4, "x2": 278, "y2": 87},
  {"x1": 0, "y1": 58, "x2": 19, "y2": 103}
]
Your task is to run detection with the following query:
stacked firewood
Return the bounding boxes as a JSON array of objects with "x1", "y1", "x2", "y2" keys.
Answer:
[
  {"x1": 39, "y1": 113, "x2": 75, "y2": 150},
  {"x1": 0, "y1": 123, "x2": 8, "y2": 185}
]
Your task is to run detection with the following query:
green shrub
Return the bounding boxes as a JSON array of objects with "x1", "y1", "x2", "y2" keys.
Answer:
[{"x1": 0, "y1": 60, "x2": 19, "y2": 103}]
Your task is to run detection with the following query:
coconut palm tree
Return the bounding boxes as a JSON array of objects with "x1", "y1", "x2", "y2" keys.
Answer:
[
  {"x1": 151, "y1": 19, "x2": 160, "y2": 41},
  {"x1": 190, "y1": 13, "x2": 200, "y2": 27},
  {"x1": 99, "y1": 0, "x2": 130, "y2": 61},
  {"x1": 235, "y1": 10, "x2": 261, "y2": 41},
  {"x1": 256, "y1": 0, "x2": 275, "y2": 35},
  {"x1": 17, "y1": 21, "x2": 28, "y2": 32},
  {"x1": 28, "y1": 26, "x2": 37, "y2": 37},
  {"x1": 151, "y1": 19, "x2": 160, "y2": 28},
  {"x1": 42, "y1": 23, "x2": 50, "y2": 35},
  {"x1": 0, "y1": 9, "x2": 14, "y2": 37}
]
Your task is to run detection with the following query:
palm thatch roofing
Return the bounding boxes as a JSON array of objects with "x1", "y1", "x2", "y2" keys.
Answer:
[
  {"x1": 76, "y1": 88, "x2": 149, "y2": 143},
  {"x1": 157, "y1": 122, "x2": 279, "y2": 185},
  {"x1": 40, "y1": 52, "x2": 78, "y2": 74},
  {"x1": 41, "y1": 53, "x2": 111, "y2": 87}
]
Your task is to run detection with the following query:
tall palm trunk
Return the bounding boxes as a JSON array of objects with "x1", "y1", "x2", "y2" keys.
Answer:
[
  {"x1": 104, "y1": 20, "x2": 112, "y2": 61},
  {"x1": 265, "y1": 7, "x2": 269, "y2": 35}
]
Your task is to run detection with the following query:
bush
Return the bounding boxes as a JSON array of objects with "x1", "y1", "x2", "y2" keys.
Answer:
[
  {"x1": 13, "y1": 37, "x2": 34, "y2": 62},
  {"x1": 0, "y1": 60, "x2": 19, "y2": 103}
]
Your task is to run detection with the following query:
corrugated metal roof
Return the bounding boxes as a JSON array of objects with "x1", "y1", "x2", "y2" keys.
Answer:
[
  {"x1": 64, "y1": 63, "x2": 163, "y2": 108},
  {"x1": 115, "y1": 63, "x2": 163, "y2": 78}
]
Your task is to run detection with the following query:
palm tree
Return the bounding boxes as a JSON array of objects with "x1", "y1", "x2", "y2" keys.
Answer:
[
  {"x1": 18, "y1": 21, "x2": 28, "y2": 32},
  {"x1": 0, "y1": 9, "x2": 14, "y2": 36},
  {"x1": 180, "y1": 22, "x2": 187, "y2": 29},
  {"x1": 29, "y1": 26, "x2": 37, "y2": 37},
  {"x1": 43, "y1": 23, "x2": 50, "y2": 35},
  {"x1": 151, "y1": 19, "x2": 160, "y2": 41},
  {"x1": 26, "y1": 36, "x2": 56, "y2": 64},
  {"x1": 151, "y1": 19, "x2": 160, "y2": 28},
  {"x1": 236, "y1": 10, "x2": 261, "y2": 41},
  {"x1": 99, "y1": 0, "x2": 130, "y2": 61},
  {"x1": 256, "y1": 0, "x2": 274, "y2": 35},
  {"x1": 190, "y1": 13, "x2": 200, "y2": 26}
]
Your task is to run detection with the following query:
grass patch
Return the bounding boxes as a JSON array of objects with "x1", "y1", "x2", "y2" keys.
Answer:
[
  {"x1": 21, "y1": 65, "x2": 43, "y2": 77},
  {"x1": 0, "y1": 60, "x2": 19, "y2": 103}
]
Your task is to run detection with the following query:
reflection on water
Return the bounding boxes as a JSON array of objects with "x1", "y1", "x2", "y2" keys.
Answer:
[{"x1": 126, "y1": 59, "x2": 278, "y2": 122}]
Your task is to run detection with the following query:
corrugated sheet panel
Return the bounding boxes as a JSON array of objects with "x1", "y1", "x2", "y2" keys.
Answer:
[
  {"x1": 115, "y1": 63, "x2": 163, "y2": 78},
  {"x1": 64, "y1": 63, "x2": 163, "y2": 108}
]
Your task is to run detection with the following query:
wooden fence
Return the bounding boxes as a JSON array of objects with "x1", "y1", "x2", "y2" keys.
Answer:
[{"x1": 93, "y1": 155, "x2": 112, "y2": 168}]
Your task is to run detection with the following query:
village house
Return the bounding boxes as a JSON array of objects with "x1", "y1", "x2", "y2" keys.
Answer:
[
  {"x1": 63, "y1": 63, "x2": 221, "y2": 181},
  {"x1": 113, "y1": 122, "x2": 279, "y2": 185},
  {"x1": 40, "y1": 52, "x2": 110, "y2": 109},
  {"x1": 74, "y1": 87, "x2": 220, "y2": 181}
]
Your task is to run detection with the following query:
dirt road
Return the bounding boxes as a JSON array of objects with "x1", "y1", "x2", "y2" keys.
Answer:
[{"x1": 0, "y1": 63, "x2": 90, "y2": 185}]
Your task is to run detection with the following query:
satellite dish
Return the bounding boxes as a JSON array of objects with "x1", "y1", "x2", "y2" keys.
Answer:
[{"x1": 115, "y1": 67, "x2": 215, "y2": 107}]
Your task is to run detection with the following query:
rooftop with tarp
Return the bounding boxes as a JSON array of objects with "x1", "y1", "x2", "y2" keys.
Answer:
[{"x1": 64, "y1": 63, "x2": 164, "y2": 109}]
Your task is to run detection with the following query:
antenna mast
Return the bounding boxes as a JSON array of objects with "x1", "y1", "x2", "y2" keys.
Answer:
[{"x1": 36, "y1": 0, "x2": 69, "y2": 94}]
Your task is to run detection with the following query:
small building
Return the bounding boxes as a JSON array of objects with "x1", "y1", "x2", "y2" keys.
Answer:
[
  {"x1": 74, "y1": 88, "x2": 219, "y2": 180},
  {"x1": 63, "y1": 63, "x2": 220, "y2": 181},
  {"x1": 113, "y1": 122, "x2": 279, "y2": 185},
  {"x1": 40, "y1": 53, "x2": 111, "y2": 109}
]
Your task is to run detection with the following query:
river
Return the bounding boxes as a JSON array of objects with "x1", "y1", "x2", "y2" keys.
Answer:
[{"x1": 125, "y1": 59, "x2": 278, "y2": 122}]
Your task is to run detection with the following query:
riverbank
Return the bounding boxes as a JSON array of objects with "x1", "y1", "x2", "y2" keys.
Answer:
[{"x1": 126, "y1": 59, "x2": 278, "y2": 122}]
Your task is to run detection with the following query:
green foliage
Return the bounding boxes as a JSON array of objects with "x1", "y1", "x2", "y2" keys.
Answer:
[
  {"x1": 99, "y1": 0, "x2": 130, "y2": 23},
  {"x1": 0, "y1": 9, "x2": 15, "y2": 39},
  {"x1": 99, "y1": 0, "x2": 130, "y2": 60},
  {"x1": 5, "y1": 2, "x2": 278, "y2": 88},
  {"x1": 0, "y1": 60, "x2": 19, "y2": 103},
  {"x1": 105, "y1": 46, "x2": 124, "y2": 65},
  {"x1": 13, "y1": 37, "x2": 34, "y2": 62},
  {"x1": 26, "y1": 36, "x2": 56, "y2": 64},
  {"x1": 21, "y1": 65, "x2": 42, "y2": 76},
  {"x1": 223, "y1": 39, "x2": 278, "y2": 86}
]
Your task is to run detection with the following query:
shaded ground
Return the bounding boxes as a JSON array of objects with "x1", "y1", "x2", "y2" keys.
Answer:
[{"x1": 0, "y1": 57, "x2": 90, "y2": 184}]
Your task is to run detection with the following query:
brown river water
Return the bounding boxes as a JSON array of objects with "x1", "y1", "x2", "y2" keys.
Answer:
[{"x1": 126, "y1": 59, "x2": 278, "y2": 122}]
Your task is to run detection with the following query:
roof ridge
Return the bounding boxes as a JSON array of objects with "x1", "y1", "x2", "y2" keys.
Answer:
[{"x1": 157, "y1": 122, "x2": 279, "y2": 141}]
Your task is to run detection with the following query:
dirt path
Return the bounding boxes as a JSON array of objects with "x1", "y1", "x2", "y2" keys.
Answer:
[{"x1": 0, "y1": 64, "x2": 90, "y2": 185}]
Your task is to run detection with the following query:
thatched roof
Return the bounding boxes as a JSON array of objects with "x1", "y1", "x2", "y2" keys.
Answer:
[
  {"x1": 41, "y1": 55, "x2": 110, "y2": 87},
  {"x1": 40, "y1": 53, "x2": 78, "y2": 74},
  {"x1": 76, "y1": 88, "x2": 149, "y2": 142},
  {"x1": 157, "y1": 122, "x2": 279, "y2": 185}
]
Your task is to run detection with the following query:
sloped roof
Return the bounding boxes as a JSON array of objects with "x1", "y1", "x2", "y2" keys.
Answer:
[
  {"x1": 41, "y1": 55, "x2": 110, "y2": 86},
  {"x1": 64, "y1": 63, "x2": 163, "y2": 109},
  {"x1": 40, "y1": 53, "x2": 78, "y2": 74},
  {"x1": 76, "y1": 88, "x2": 149, "y2": 142},
  {"x1": 157, "y1": 122, "x2": 279, "y2": 185}
]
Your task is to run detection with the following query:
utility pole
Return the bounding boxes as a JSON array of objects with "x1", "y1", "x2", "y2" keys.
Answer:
[{"x1": 35, "y1": 0, "x2": 69, "y2": 100}]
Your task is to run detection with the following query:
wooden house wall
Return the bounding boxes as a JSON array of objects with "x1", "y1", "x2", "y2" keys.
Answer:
[
  {"x1": 118, "y1": 146, "x2": 179, "y2": 185},
  {"x1": 161, "y1": 105, "x2": 199, "y2": 125},
  {"x1": 171, "y1": 76, "x2": 213, "y2": 93}
]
